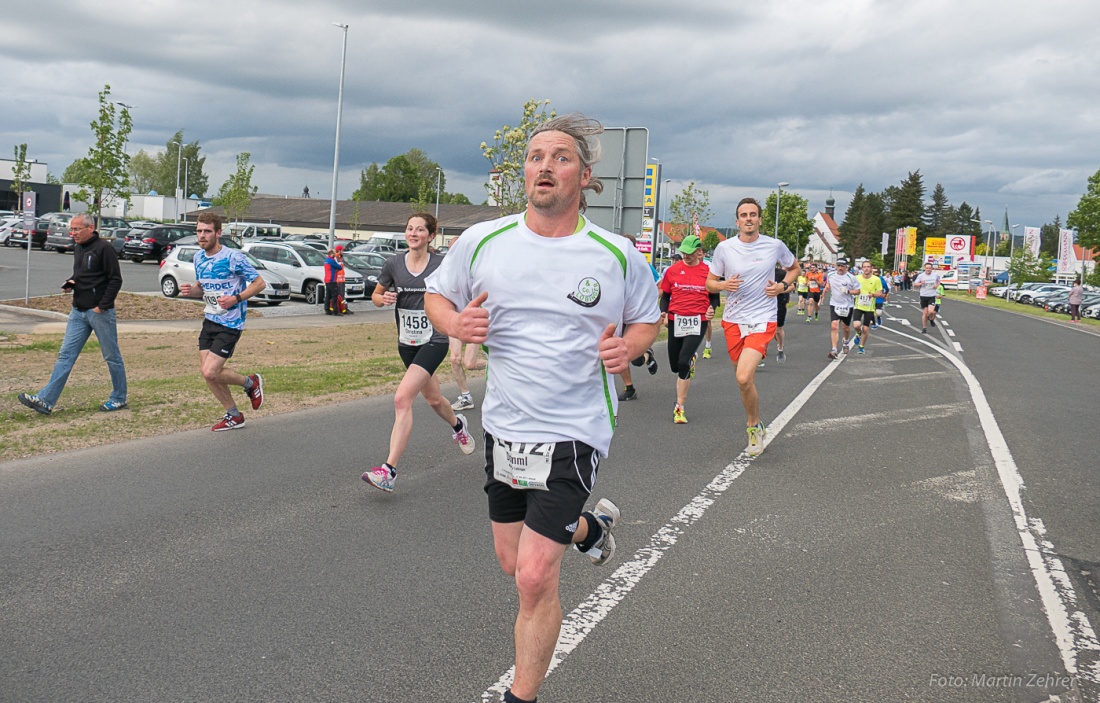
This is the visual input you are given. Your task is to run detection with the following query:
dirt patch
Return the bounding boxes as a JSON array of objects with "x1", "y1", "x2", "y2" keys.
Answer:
[{"x1": 1, "y1": 291, "x2": 262, "y2": 320}]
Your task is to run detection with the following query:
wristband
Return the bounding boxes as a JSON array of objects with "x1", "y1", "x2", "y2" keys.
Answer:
[{"x1": 235, "y1": 294, "x2": 243, "y2": 304}]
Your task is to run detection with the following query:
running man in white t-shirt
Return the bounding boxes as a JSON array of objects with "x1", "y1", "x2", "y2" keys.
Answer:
[
  {"x1": 424, "y1": 114, "x2": 661, "y2": 703},
  {"x1": 706, "y1": 197, "x2": 800, "y2": 457},
  {"x1": 913, "y1": 262, "x2": 942, "y2": 333}
]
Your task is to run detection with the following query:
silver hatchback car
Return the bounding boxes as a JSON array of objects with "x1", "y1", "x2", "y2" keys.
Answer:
[{"x1": 158, "y1": 245, "x2": 293, "y2": 304}]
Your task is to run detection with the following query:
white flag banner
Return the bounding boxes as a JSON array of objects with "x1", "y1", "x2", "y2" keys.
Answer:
[
  {"x1": 1023, "y1": 226, "x2": 1041, "y2": 259},
  {"x1": 1056, "y1": 229, "x2": 1078, "y2": 274}
]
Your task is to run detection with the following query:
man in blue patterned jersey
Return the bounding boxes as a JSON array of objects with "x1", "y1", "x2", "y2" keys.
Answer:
[{"x1": 179, "y1": 213, "x2": 268, "y2": 431}]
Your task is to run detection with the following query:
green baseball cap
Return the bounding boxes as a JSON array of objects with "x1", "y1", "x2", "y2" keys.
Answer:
[{"x1": 679, "y1": 235, "x2": 702, "y2": 254}]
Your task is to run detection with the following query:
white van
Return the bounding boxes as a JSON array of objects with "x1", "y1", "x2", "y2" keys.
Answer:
[
  {"x1": 227, "y1": 222, "x2": 284, "y2": 240},
  {"x1": 363, "y1": 232, "x2": 408, "y2": 254}
]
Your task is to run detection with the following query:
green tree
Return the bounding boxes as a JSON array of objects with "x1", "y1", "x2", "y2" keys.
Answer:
[
  {"x1": 353, "y1": 154, "x2": 421, "y2": 202},
  {"x1": 1040, "y1": 216, "x2": 1061, "y2": 257},
  {"x1": 883, "y1": 170, "x2": 925, "y2": 241},
  {"x1": 702, "y1": 230, "x2": 721, "y2": 253},
  {"x1": 128, "y1": 150, "x2": 159, "y2": 194},
  {"x1": 62, "y1": 158, "x2": 92, "y2": 185},
  {"x1": 72, "y1": 84, "x2": 133, "y2": 223},
  {"x1": 480, "y1": 98, "x2": 556, "y2": 214},
  {"x1": 667, "y1": 181, "x2": 712, "y2": 244},
  {"x1": 762, "y1": 190, "x2": 815, "y2": 255},
  {"x1": 1005, "y1": 246, "x2": 1049, "y2": 287},
  {"x1": 1067, "y1": 166, "x2": 1100, "y2": 255},
  {"x1": 839, "y1": 185, "x2": 886, "y2": 259},
  {"x1": 923, "y1": 183, "x2": 951, "y2": 238},
  {"x1": 11, "y1": 143, "x2": 30, "y2": 211},
  {"x1": 214, "y1": 152, "x2": 257, "y2": 222},
  {"x1": 154, "y1": 131, "x2": 208, "y2": 198}
]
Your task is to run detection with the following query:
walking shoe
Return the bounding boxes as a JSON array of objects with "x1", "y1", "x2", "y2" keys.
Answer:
[
  {"x1": 212, "y1": 412, "x2": 246, "y2": 431},
  {"x1": 18, "y1": 393, "x2": 52, "y2": 415},
  {"x1": 929, "y1": 318, "x2": 936, "y2": 327},
  {"x1": 922, "y1": 327, "x2": 928, "y2": 334},
  {"x1": 673, "y1": 405, "x2": 687, "y2": 424},
  {"x1": 746, "y1": 422, "x2": 767, "y2": 457},
  {"x1": 828, "y1": 349, "x2": 838, "y2": 360},
  {"x1": 805, "y1": 316, "x2": 812, "y2": 323},
  {"x1": 451, "y1": 393, "x2": 475, "y2": 411},
  {"x1": 797, "y1": 309, "x2": 804, "y2": 315},
  {"x1": 815, "y1": 315, "x2": 819, "y2": 321},
  {"x1": 757, "y1": 360, "x2": 765, "y2": 368},
  {"x1": 452, "y1": 414, "x2": 476, "y2": 455},
  {"x1": 618, "y1": 386, "x2": 637, "y2": 401},
  {"x1": 645, "y1": 349, "x2": 658, "y2": 375},
  {"x1": 580, "y1": 498, "x2": 620, "y2": 565},
  {"x1": 777, "y1": 350, "x2": 786, "y2": 363},
  {"x1": 362, "y1": 466, "x2": 396, "y2": 492},
  {"x1": 870, "y1": 323, "x2": 879, "y2": 330},
  {"x1": 99, "y1": 400, "x2": 127, "y2": 412},
  {"x1": 857, "y1": 345, "x2": 866, "y2": 354},
  {"x1": 702, "y1": 346, "x2": 712, "y2": 359},
  {"x1": 245, "y1": 373, "x2": 264, "y2": 410}
]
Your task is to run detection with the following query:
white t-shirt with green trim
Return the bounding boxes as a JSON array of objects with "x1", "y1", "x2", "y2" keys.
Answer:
[{"x1": 426, "y1": 212, "x2": 660, "y2": 457}]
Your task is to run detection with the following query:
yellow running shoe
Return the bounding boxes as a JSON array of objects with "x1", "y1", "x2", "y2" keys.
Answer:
[
  {"x1": 674, "y1": 405, "x2": 688, "y2": 424},
  {"x1": 702, "y1": 346, "x2": 712, "y2": 359},
  {"x1": 746, "y1": 422, "x2": 767, "y2": 456}
]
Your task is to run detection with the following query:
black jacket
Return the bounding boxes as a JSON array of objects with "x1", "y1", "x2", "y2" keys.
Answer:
[{"x1": 70, "y1": 233, "x2": 123, "y2": 311}]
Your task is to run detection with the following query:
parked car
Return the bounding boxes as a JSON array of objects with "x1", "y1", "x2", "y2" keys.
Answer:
[
  {"x1": 122, "y1": 223, "x2": 196, "y2": 263},
  {"x1": 7, "y1": 212, "x2": 61, "y2": 248},
  {"x1": 1017, "y1": 284, "x2": 1068, "y2": 305},
  {"x1": 1048, "y1": 293, "x2": 1100, "y2": 314},
  {"x1": 242, "y1": 241, "x2": 365, "y2": 304},
  {"x1": 225, "y1": 222, "x2": 284, "y2": 241},
  {"x1": 1084, "y1": 303, "x2": 1100, "y2": 320},
  {"x1": 158, "y1": 244, "x2": 293, "y2": 304},
  {"x1": 284, "y1": 233, "x2": 328, "y2": 242},
  {"x1": 1005, "y1": 282, "x2": 1048, "y2": 302},
  {"x1": 43, "y1": 213, "x2": 77, "y2": 251},
  {"x1": 0, "y1": 216, "x2": 23, "y2": 245},
  {"x1": 340, "y1": 251, "x2": 386, "y2": 286}
]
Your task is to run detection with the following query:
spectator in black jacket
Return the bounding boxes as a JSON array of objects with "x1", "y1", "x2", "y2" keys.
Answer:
[{"x1": 18, "y1": 213, "x2": 128, "y2": 415}]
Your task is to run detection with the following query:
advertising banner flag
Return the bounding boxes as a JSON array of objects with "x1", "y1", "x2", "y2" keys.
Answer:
[
  {"x1": 896, "y1": 228, "x2": 907, "y2": 259},
  {"x1": 1056, "y1": 229, "x2": 1078, "y2": 274},
  {"x1": 1023, "y1": 226, "x2": 1041, "y2": 258},
  {"x1": 906, "y1": 227, "x2": 918, "y2": 255}
]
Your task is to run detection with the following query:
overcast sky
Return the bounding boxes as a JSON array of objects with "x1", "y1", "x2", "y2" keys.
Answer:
[{"x1": 2, "y1": 0, "x2": 1097, "y2": 230}]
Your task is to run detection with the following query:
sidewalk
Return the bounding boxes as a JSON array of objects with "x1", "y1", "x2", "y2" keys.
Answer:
[{"x1": 0, "y1": 302, "x2": 393, "y2": 335}]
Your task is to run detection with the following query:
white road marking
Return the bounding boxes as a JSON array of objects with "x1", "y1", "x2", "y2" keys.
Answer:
[
  {"x1": 479, "y1": 346, "x2": 851, "y2": 701},
  {"x1": 785, "y1": 403, "x2": 965, "y2": 437},
  {"x1": 947, "y1": 329, "x2": 956, "y2": 337},
  {"x1": 953, "y1": 342, "x2": 964, "y2": 352},
  {"x1": 850, "y1": 370, "x2": 951, "y2": 383},
  {"x1": 880, "y1": 325, "x2": 1100, "y2": 685}
]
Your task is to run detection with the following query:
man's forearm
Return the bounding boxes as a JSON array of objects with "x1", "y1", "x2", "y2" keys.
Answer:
[
  {"x1": 621, "y1": 320, "x2": 661, "y2": 360},
  {"x1": 424, "y1": 292, "x2": 460, "y2": 337}
]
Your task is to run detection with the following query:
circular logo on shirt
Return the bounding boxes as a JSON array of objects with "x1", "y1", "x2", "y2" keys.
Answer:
[{"x1": 568, "y1": 277, "x2": 602, "y2": 308}]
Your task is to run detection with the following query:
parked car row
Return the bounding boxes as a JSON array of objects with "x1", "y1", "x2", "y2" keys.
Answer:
[
  {"x1": 158, "y1": 246, "x2": 292, "y2": 305},
  {"x1": 990, "y1": 281, "x2": 1100, "y2": 319}
]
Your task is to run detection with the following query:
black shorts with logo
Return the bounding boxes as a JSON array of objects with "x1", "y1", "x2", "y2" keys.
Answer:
[
  {"x1": 854, "y1": 309, "x2": 876, "y2": 326},
  {"x1": 829, "y1": 306, "x2": 854, "y2": 325},
  {"x1": 483, "y1": 433, "x2": 599, "y2": 545},
  {"x1": 398, "y1": 341, "x2": 449, "y2": 375},
  {"x1": 920, "y1": 296, "x2": 937, "y2": 309},
  {"x1": 198, "y1": 319, "x2": 243, "y2": 359}
]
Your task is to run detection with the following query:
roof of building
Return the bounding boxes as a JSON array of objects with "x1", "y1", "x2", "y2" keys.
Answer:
[
  {"x1": 185, "y1": 196, "x2": 504, "y2": 233},
  {"x1": 811, "y1": 212, "x2": 840, "y2": 254}
]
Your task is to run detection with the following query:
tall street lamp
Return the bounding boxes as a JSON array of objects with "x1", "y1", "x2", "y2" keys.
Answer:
[
  {"x1": 662, "y1": 178, "x2": 672, "y2": 266},
  {"x1": 182, "y1": 158, "x2": 190, "y2": 220},
  {"x1": 435, "y1": 167, "x2": 442, "y2": 220},
  {"x1": 990, "y1": 221, "x2": 998, "y2": 283},
  {"x1": 1007, "y1": 223, "x2": 1020, "y2": 284},
  {"x1": 328, "y1": 21, "x2": 349, "y2": 249},
  {"x1": 775, "y1": 182, "x2": 789, "y2": 241},
  {"x1": 172, "y1": 140, "x2": 182, "y2": 223},
  {"x1": 796, "y1": 228, "x2": 803, "y2": 260}
]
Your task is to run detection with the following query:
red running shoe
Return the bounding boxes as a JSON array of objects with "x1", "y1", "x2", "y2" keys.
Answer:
[
  {"x1": 212, "y1": 412, "x2": 246, "y2": 431},
  {"x1": 245, "y1": 373, "x2": 264, "y2": 410}
]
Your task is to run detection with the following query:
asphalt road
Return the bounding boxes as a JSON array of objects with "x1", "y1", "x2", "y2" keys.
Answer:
[{"x1": 2, "y1": 291, "x2": 1098, "y2": 702}]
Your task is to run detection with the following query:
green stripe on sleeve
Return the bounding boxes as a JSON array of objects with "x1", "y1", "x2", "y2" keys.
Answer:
[
  {"x1": 586, "y1": 231, "x2": 627, "y2": 277},
  {"x1": 470, "y1": 221, "x2": 519, "y2": 274}
]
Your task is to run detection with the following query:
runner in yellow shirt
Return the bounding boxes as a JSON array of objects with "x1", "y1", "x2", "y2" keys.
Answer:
[
  {"x1": 852, "y1": 260, "x2": 885, "y2": 354},
  {"x1": 796, "y1": 271, "x2": 809, "y2": 315}
]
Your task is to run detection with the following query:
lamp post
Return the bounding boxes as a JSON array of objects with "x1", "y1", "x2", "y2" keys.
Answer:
[
  {"x1": 1008, "y1": 223, "x2": 1020, "y2": 284},
  {"x1": 328, "y1": 21, "x2": 349, "y2": 250},
  {"x1": 796, "y1": 228, "x2": 803, "y2": 260},
  {"x1": 775, "y1": 182, "x2": 789, "y2": 241},
  {"x1": 181, "y1": 158, "x2": 189, "y2": 220},
  {"x1": 990, "y1": 221, "x2": 998, "y2": 283},
  {"x1": 435, "y1": 167, "x2": 442, "y2": 220},
  {"x1": 662, "y1": 178, "x2": 671, "y2": 266},
  {"x1": 172, "y1": 140, "x2": 182, "y2": 223}
]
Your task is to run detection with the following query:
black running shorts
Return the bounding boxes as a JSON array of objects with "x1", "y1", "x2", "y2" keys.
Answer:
[
  {"x1": 830, "y1": 306, "x2": 854, "y2": 325},
  {"x1": 920, "y1": 296, "x2": 936, "y2": 309},
  {"x1": 853, "y1": 309, "x2": 876, "y2": 326},
  {"x1": 483, "y1": 433, "x2": 599, "y2": 545},
  {"x1": 398, "y1": 341, "x2": 448, "y2": 374},
  {"x1": 198, "y1": 319, "x2": 242, "y2": 359}
]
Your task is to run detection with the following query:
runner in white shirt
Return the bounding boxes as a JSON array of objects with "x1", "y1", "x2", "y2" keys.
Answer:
[
  {"x1": 823, "y1": 257, "x2": 861, "y2": 359},
  {"x1": 706, "y1": 197, "x2": 799, "y2": 457},
  {"x1": 424, "y1": 114, "x2": 661, "y2": 703},
  {"x1": 913, "y1": 262, "x2": 942, "y2": 333}
]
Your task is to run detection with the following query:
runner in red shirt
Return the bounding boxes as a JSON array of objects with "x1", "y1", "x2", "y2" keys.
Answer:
[{"x1": 658, "y1": 235, "x2": 719, "y2": 424}]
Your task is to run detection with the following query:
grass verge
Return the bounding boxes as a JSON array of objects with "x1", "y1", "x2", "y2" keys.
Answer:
[
  {"x1": 943, "y1": 290, "x2": 1100, "y2": 327},
  {"x1": 1, "y1": 322, "x2": 450, "y2": 461}
]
